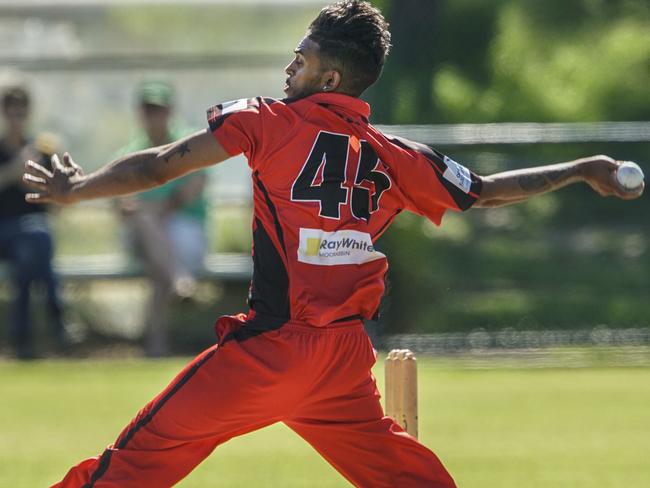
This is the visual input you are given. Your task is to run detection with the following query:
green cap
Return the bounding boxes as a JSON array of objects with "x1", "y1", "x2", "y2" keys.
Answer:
[{"x1": 137, "y1": 80, "x2": 174, "y2": 107}]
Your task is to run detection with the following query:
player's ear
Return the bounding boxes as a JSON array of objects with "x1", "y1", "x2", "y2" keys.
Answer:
[{"x1": 321, "y1": 70, "x2": 342, "y2": 92}]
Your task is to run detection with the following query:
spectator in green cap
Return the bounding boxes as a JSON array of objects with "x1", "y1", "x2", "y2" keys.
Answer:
[
  {"x1": 118, "y1": 80, "x2": 209, "y2": 357},
  {"x1": 137, "y1": 80, "x2": 174, "y2": 108}
]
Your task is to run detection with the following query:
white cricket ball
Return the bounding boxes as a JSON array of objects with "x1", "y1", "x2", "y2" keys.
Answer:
[{"x1": 616, "y1": 161, "x2": 644, "y2": 190}]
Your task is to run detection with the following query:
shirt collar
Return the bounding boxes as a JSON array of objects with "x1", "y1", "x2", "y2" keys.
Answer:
[{"x1": 306, "y1": 92, "x2": 371, "y2": 120}]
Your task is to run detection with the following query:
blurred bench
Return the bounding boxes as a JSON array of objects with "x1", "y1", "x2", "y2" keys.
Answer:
[{"x1": 0, "y1": 252, "x2": 252, "y2": 283}]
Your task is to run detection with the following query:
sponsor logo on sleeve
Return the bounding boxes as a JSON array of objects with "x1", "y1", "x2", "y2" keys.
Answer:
[
  {"x1": 221, "y1": 98, "x2": 249, "y2": 115},
  {"x1": 298, "y1": 228, "x2": 386, "y2": 266},
  {"x1": 442, "y1": 156, "x2": 472, "y2": 193}
]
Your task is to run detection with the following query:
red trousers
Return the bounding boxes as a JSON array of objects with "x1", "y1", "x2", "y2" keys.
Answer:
[{"x1": 52, "y1": 313, "x2": 456, "y2": 487}]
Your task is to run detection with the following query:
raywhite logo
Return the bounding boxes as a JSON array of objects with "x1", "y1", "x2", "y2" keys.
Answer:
[
  {"x1": 442, "y1": 156, "x2": 472, "y2": 193},
  {"x1": 221, "y1": 99, "x2": 248, "y2": 115},
  {"x1": 297, "y1": 228, "x2": 386, "y2": 266}
]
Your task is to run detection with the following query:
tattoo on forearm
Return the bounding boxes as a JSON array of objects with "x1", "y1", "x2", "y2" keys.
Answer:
[
  {"x1": 517, "y1": 168, "x2": 571, "y2": 192},
  {"x1": 163, "y1": 142, "x2": 191, "y2": 163}
]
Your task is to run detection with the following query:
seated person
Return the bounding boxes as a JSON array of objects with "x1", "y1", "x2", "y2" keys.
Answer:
[{"x1": 118, "y1": 81, "x2": 208, "y2": 357}]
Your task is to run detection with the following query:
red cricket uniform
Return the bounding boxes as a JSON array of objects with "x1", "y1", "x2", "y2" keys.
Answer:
[{"x1": 53, "y1": 93, "x2": 481, "y2": 488}]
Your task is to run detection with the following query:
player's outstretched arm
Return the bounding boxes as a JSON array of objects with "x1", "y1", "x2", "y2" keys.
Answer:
[
  {"x1": 22, "y1": 129, "x2": 229, "y2": 205},
  {"x1": 474, "y1": 155, "x2": 644, "y2": 208}
]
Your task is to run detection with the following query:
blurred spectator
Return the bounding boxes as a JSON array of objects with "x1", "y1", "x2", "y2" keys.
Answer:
[
  {"x1": 119, "y1": 80, "x2": 208, "y2": 357},
  {"x1": 0, "y1": 85, "x2": 68, "y2": 359}
]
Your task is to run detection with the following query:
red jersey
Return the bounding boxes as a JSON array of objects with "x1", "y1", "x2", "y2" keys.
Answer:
[{"x1": 208, "y1": 93, "x2": 482, "y2": 326}]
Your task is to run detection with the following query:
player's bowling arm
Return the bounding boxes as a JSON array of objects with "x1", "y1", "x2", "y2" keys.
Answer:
[
  {"x1": 22, "y1": 129, "x2": 229, "y2": 205},
  {"x1": 473, "y1": 155, "x2": 643, "y2": 208}
]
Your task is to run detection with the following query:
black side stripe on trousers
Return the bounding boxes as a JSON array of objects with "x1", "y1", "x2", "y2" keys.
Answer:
[{"x1": 82, "y1": 347, "x2": 219, "y2": 488}]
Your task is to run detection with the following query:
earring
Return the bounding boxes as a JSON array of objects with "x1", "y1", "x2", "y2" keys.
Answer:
[{"x1": 323, "y1": 86, "x2": 328, "y2": 91}]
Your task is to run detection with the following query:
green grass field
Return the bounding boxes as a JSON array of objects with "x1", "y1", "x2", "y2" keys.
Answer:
[{"x1": 1, "y1": 356, "x2": 648, "y2": 488}]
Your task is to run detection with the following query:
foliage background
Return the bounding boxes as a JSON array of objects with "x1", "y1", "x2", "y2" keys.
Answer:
[{"x1": 364, "y1": 0, "x2": 650, "y2": 333}]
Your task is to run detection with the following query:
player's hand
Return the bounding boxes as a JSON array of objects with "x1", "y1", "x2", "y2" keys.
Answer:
[
  {"x1": 23, "y1": 152, "x2": 86, "y2": 205},
  {"x1": 580, "y1": 155, "x2": 644, "y2": 200}
]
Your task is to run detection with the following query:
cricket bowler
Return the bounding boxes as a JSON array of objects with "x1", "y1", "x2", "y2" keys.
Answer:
[{"x1": 24, "y1": 1, "x2": 642, "y2": 486}]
